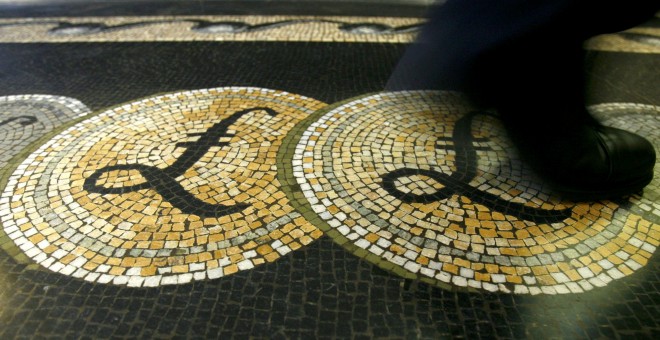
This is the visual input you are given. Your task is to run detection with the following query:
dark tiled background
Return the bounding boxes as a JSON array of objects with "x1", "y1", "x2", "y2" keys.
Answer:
[
  {"x1": 4, "y1": 236, "x2": 659, "y2": 339},
  {"x1": 0, "y1": 1, "x2": 659, "y2": 339},
  {"x1": 0, "y1": 42, "x2": 406, "y2": 110}
]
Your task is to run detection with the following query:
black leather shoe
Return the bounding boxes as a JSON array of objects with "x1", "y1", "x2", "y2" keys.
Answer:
[{"x1": 506, "y1": 120, "x2": 656, "y2": 200}]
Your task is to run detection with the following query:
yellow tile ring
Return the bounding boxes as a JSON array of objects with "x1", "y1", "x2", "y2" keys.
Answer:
[
  {"x1": 281, "y1": 91, "x2": 659, "y2": 295},
  {"x1": 0, "y1": 88, "x2": 326, "y2": 287}
]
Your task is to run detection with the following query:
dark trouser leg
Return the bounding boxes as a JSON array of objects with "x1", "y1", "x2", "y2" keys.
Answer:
[
  {"x1": 387, "y1": 0, "x2": 659, "y2": 103},
  {"x1": 386, "y1": 0, "x2": 659, "y2": 198}
]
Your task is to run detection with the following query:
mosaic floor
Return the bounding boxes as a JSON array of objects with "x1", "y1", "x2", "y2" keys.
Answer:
[{"x1": 0, "y1": 1, "x2": 659, "y2": 338}]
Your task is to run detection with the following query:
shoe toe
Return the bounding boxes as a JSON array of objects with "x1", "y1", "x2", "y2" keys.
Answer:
[{"x1": 596, "y1": 125, "x2": 656, "y2": 182}]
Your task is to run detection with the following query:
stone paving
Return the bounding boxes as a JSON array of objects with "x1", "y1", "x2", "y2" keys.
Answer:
[{"x1": 0, "y1": 1, "x2": 658, "y2": 338}]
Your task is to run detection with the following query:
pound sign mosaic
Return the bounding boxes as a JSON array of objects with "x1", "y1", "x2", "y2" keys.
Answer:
[
  {"x1": 0, "y1": 115, "x2": 37, "y2": 126},
  {"x1": 286, "y1": 91, "x2": 659, "y2": 294},
  {"x1": 0, "y1": 88, "x2": 325, "y2": 287},
  {"x1": 84, "y1": 107, "x2": 277, "y2": 218},
  {"x1": 381, "y1": 111, "x2": 572, "y2": 224},
  {"x1": 0, "y1": 95, "x2": 90, "y2": 170},
  {"x1": 1, "y1": 89, "x2": 657, "y2": 292}
]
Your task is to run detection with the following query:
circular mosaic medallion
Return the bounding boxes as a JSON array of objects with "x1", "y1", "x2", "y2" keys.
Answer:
[
  {"x1": 0, "y1": 87, "x2": 326, "y2": 287},
  {"x1": 286, "y1": 91, "x2": 659, "y2": 295},
  {"x1": 0, "y1": 94, "x2": 90, "y2": 170}
]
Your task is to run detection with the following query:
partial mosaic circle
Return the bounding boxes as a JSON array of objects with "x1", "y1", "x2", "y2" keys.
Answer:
[
  {"x1": 0, "y1": 87, "x2": 326, "y2": 287},
  {"x1": 289, "y1": 91, "x2": 659, "y2": 295},
  {"x1": 0, "y1": 94, "x2": 90, "y2": 170}
]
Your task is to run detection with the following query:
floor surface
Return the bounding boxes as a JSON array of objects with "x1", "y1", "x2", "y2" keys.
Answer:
[{"x1": 0, "y1": 1, "x2": 659, "y2": 339}]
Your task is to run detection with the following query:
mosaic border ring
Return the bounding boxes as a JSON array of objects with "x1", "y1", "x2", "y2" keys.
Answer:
[
  {"x1": 0, "y1": 87, "x2": 326, "y2": 287},
  {"x1": 281, "y1": 91, "x2": 659, "y2": 295}
]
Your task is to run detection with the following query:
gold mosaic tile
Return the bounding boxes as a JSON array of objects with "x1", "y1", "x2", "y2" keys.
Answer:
[
  {"x1": 0, "y1": 87, "x2": 326, "y2": 287},
  {"x1": 289, "y1": 91, "x2": 660, "y2": 295}
]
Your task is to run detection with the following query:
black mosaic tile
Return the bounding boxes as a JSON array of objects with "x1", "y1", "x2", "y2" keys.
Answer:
[{"x1": 0, "y1": 42, "x2": 406, "y2": 110}]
